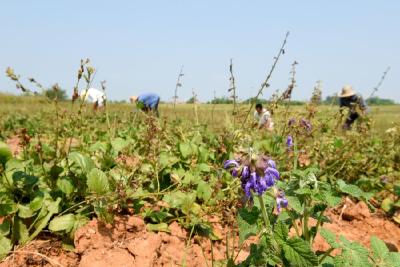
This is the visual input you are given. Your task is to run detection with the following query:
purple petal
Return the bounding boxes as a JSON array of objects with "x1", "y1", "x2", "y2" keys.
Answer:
[
  {"x1": 232, "y1": 168, "x2": 239, "y2": 177},
  {"x1": 244, "y1": 181, "x2": 252, "y2": 198},
  {"x1": 224, "y1": 160, "x2": 239, "y2": 169},
  {"x1": 286, "y1": 135, "x2": 293, "y2": 148},
  {"x1": 276, "y1": 197, "x2": 288, "y2": 213},
  {"x1": 267, "y1": 159, "x2": 276, "y2": 169},
  {"x1": 265, "y1": 167, "x2": 280, "y2": 180},
  {"x1": 257, "y1": 177, "x2": 267, "y2": 195},
  {"x1": 264, "y1": 173, "x2": 276, "y2": 187},
  {"x1": 241, "y1": 165, "x2": 250, "y2": 179}
]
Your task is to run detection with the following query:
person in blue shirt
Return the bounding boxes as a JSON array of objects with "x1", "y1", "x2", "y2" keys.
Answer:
[
  {"x1": 338, "y1": 85, "x2": 368, "y2": 130},
  {"x1": 130, "y1": 93, "x2": 160, "y2": 116}
]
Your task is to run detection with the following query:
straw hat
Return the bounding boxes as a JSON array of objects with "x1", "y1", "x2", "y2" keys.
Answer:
[
  {"x1": 130, "y1": 96, "x2": 138, "y2": 103},
  {"x1": 339, "y1": 85, "x2": 356, "y2": 98}
]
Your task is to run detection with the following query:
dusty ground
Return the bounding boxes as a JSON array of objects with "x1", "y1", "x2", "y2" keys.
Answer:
[
  {"x1": 2, "y1": 139, "x2": 399, "y2": 266},
  {"x1": 1, "y1": 200, "x2": 399, "y2": 267}
]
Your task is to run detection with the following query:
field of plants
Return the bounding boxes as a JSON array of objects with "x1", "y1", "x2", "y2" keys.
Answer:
[{"x1": 0, "y1": 61, "x2": 400, "y2": 267}]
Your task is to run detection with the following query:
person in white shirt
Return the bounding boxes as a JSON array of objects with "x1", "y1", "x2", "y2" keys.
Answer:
[
  {"x1": 254, "y1": 103, "x2": 274, "y2": 130},
  {"x1": 80, "y1": 88, "x2": 106, "y2": 108}
]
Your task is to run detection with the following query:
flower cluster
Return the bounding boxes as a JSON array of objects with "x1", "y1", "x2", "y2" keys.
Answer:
[
  {"x1": 224, "y1": 155, "x2": 288, "y2": 212},
  {"x1": 288, "y1": 117, "x2": 312, "y2": 133},
  {"x1": 300, "y1": 118, "x2": 312, "y2": 132}
]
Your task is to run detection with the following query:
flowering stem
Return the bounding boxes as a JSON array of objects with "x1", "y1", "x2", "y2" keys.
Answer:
[
  {"x1": 257, "y1": 195, "x2": 271, "y2": 230},
  {"x1": 293, "y1": 141, "x2": 298, "y2": 171},
  {"x1": 303, "y1": 197, "x2": 310, "y2": 242}
]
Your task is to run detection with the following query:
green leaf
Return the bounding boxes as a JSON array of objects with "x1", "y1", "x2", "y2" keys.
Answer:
[
  {"x1": 87, "y1": 168, "x2": 110, "y2": 195},
  {"x1": 196, "y1": 180, "x2": 212, "y2": 202},
  {"x1": 57, "y1": 177, "x2": 74, "y2": 197},
  {"x1": 29, "y1": 198, "x2": 61, "y2": 243},
  {"x1": 182, "y1": 171, "x2": 201, "y2": 185},
  {"x1": 158, "y1": 152, "x2": 179, "y2": 170},
  {"x1": 370, "y1": 236, "x2": 393, "y2": 266},
  {"x1": 237, "y1": 207, "x2": 259, "y2": 244},
  {"x1": 0, "y1": 142, "x2": 12, "y2": 166},
  {"x1": 337, "y1": 180, "x2": 367, "y2": 200},
  {"x1": 0, "y1": 194, "x2": 17, "y2": 216},
  {"x1": 197, "y1": 163, "x2": 211, "y2": 173},
  {"x1": 274, "y1": 221, "x2": 289, "y2": 244},
  {"x1": 71, "y1": 215, "x2": 89, "y2": 239},
  {"x1": 68, "y1": 152, "x2": 95, "y2": 174},
  {"x1": 0, "y1": 220, "x2": 10, "y2": 236},
  {"x1": 286, "y1": 195, "x2": 302, "y2": 214},
  {"x1": 111, "y1": 138, "x2": 129, "y2": 154},
  {"x1": 0, "y1": 236, "x2": 12, "y2": 259},
  {"x1": 18, "y1": 204, "x2": 35, "y2": 218},
  {"x1": 179, "y1": 142, "x2": 196, "y2": 159},
  {"x1": 49, "y1": 214, "x2": 75, "y2": 233},
  {"x1": 320, "y1": 228, "x2": 339, "y2": 249},
  {"x1": 337, "y1": 235, "x2": 371, "y2": 267},
  {"x1": 386, "y1": 253, "x2": 400, "y2": 267},
  {"x1": 282, "y1": 237, "x2": 318, "y2": 267},
  {"x1": 93, "y1": 201, "x2": 113, "y2": 223},
  {"x1": 12, "y1": 217, "x2": 29, "y2": 245},
  {"x1": 11, "y1": 171, "x2": 39, "y2": 191},
  {"x1": 381, "y1": 198, "x2": 394, "y2": 213},
  {"x1": 146, "y1": 223, "x2": 170, "y2": 233}
]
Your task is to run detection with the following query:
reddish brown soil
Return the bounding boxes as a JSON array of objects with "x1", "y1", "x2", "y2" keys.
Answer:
[
  {"x1": 1, "y1": 202, "x2": 399, "y2": 267},
  {"x1": 312, "y1": 199, "x2": 400, "y2": 253}
]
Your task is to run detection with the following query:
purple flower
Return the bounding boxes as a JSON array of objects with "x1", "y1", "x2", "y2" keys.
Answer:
[
  {"x1": 224, "y1": 160, "x2": 239, "y2": 169},
  {"x1": 288, "y1": 118, "x2": 296, "y2": 127},
  {"x1": 276, "y1": 191, "x2": 288, "y2": 213},
  {"x1": 300, "y1": 118, "x2": 312, "y2": 132},
  {"x1": 224, "y1": 155, "x2": 281, "y2": 199},
  {"x1": 380, "y1": 176, "x2": 389, "y2": 184},
  {"x1": 286, "y1": 135, "x2": 294, "y2": 148}
]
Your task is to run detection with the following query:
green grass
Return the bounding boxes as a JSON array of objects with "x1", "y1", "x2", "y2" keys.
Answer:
[{"x1": 0, "y1": 93, "x2": 399, "y2": 135}]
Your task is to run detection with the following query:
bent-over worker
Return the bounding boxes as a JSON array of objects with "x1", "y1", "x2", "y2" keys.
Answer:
[
  {"x1": 130, "y1": 93, "x2": 160, "y2": 116},
  {"x1": 338, "y1": 85, "x2": 368, "y2": 130},
  {"x1": 254, "y1": 103, "x2": 274, "y2": 131},
  {"x1": 80, "y1": 88, "x2": 106, "y2": 108}
]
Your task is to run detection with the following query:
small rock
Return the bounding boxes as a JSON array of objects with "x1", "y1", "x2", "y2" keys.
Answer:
[
  {"x1": 126, "y1": 216, "x2": 146, "y2": 232},
  {"x1": 342, "y1": 201, "x2": 371, "y2": 221}
]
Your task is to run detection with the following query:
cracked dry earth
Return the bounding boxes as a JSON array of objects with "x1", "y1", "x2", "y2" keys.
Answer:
[{"x1": 1, "y1": 200, "x2": 400, "y2": 267}]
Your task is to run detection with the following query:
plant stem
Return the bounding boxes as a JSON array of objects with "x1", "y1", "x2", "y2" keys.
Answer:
[
  {"x1": 257, "y1": 195, "x2": 270, "y2": 230},
  {"x1": 319, "y1": 247, "x2": 334, "y2": 264},
  {"x1": 303, "y1": 197, "x2": 310, "y2": 241},
  {"x1": 242, "y1": 31, "x2": 289, "y2": 128},
  {"x1": 293, "y1": 140, "x2": 298, "y2": 171}
]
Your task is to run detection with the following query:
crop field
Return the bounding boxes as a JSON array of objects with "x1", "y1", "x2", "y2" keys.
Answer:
[{"x1": 0, "y1": 82, "x2": 400, "y2": 267}]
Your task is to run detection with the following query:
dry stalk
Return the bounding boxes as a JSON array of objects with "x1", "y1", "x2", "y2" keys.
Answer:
[{"x1": 242, "y1": 31, "x2": 290, "y2": 127}]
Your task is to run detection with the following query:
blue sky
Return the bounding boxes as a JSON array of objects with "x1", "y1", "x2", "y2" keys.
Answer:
[{"x1": 0, "y1": 1, "x2": 399, "y2": 102}]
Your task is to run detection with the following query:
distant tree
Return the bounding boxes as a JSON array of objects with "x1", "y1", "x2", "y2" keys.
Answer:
[
  {"x1": 43, "y1": 85, "x2": 67, "y2": 101},
  {"x1": 366, "y1": 97, "x2": 395, "y2": 105},
  {"x1": 243, "y1": 97, "x2": 268, "y2": 105},
  {"x1": 208, "y1": 97, "x2": 233, "y2": 104},
  {"x1": 186, "y1": 97, "x2": 195, "y2": 104}
]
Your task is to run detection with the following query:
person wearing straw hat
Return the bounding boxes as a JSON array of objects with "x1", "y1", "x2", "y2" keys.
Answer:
[
  {"x1": 130, "y1": 93, "x2": 160, "y2": 116},
  {"x1": 80, "y1": 88, "x2": 106, "y2": 109},
  {"x1": 338, "y1": 85, "x2": 368, "y2": 130}
]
